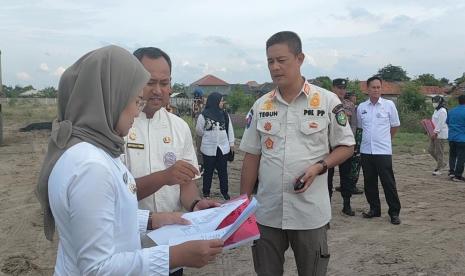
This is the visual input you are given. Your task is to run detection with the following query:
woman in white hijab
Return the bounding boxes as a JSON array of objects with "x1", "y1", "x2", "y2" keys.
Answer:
[{"x1": 37, "y1": 45, "x2": 223, "y2": 275}]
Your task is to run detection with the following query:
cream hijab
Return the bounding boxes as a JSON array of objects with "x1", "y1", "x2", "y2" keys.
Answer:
[{"x1": 37, "y1": 45, "x2": 150, "y2": 241}]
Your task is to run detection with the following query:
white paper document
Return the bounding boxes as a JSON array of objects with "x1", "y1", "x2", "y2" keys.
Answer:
[
  {"x1": 147, "y1": 197, "x2": 247, "y2": 245},
  {"x1": 147, "y1": 197, "x2": 258, "y2": 247}
]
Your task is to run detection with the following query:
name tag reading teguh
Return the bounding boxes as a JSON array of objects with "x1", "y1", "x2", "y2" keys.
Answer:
[{"x1": 127, "y1": 143, "x2": 144, "y2": 149}]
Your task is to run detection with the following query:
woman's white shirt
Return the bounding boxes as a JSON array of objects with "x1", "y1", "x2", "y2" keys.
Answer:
[
  {"x1": 432, "y1": 107, "x2": 448, "y2": 139},
  {"x1": 48, "y1": 142, "x2": 169, "y2": 275},
  {"x1": 195, "y1": 114, "x2": 235, "y2": 156}
]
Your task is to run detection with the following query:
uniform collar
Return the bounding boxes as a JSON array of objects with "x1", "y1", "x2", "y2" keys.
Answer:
[
  {"x1": 367, "y1": 97, "x2": 384, "y2": 106},
  {"x1": 273, "y1": 78, "x2": 315, "y2": 103},
  {"x1": 140, "y1": 107, "x2": 166, "y2": 120}
]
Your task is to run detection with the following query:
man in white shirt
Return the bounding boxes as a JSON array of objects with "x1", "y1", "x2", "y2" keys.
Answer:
[
  {"x1": 357, "y1": 76, "x2": 402, "y2": 225},
  {"x1": 124, "y1": 48, "x2": 219, "y2": 253}
]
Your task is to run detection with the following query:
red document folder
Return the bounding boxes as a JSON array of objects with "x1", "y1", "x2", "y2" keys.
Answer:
[
  {"x1": 421, "y1": 119, "x2": 435, "y2": 137},
  {"x1": 217, "y1": 195, "x2": 260, "y2": 250}
]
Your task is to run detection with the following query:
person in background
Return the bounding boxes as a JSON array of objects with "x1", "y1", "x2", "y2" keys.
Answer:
[
  {"x1": 429, "y1": 95, "x2": 448, "y2": 176},
  {"x1": 357, "y1": 76, "x2": 402, "y2": 225},
  {"x1": 196, "y1": 92, "x2": 235, "y2": 200},
  {"x1": 37, "y1": 45, "x2": 223, "y2": 275},
  {"x1": 446, "y1": 94, "x2": 465, "y2": 182},
  {"x1": 327, "y1": 78, "x2": 359, "y2": 216}
]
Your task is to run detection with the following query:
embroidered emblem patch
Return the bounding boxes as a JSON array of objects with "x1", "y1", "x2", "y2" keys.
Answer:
[
  {"x1": 332, "y1": 103, "x2": 344, "y2": 114},
  {"x1": 261, "y1": 99, "x2": 275, "y2": 111},
  {"x1": 163, "y1": 136, "x2": 172, "y2": 144},
  {"x1": 336, "y1": 111, "x2": 347, "y2": 126},
  {"x1": 309, "y1": 122, "x2": 319, "y2": 129},
  {"x1": 128, "y1": 181, "x2": 137, "y2": 194},
  {"x1": 264, "y1": 122, "x2": 272, "y2": 132},
  {"x1": 309, "y1": 92, "x2": 320, "y2": 108},
  {"x1": 246, "y1": 109, "x2": 254, "y2": 129},
  {"x1": 163, "y1": 152, "x2": 177, "y2": 167},
  {"x1": 129, "y1": 131, "x2": 136, "y2": 141},
  {"x1": 303, "y1": 83, "x2": 310, "y2": 96},
  {"x1": 265, "y1": 137, "x2": 274, "y2": 150}
]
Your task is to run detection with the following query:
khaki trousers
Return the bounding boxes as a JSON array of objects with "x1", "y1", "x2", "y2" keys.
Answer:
[
  {"x1": 252, "y1": 224, "x2": 329, "y2": 276},
  {"x1": 428, "y1": 138, "x2": 446, "y2": 170}
]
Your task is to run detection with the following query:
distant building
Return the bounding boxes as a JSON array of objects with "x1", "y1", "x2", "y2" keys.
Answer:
[
  {"x1": 359, "y1": 81, "x2": 402, "y2": 101},
  {"x1": 359, "y1": 81, "x2": 449, "y2": 101},
  {"x1": 189, "y1": 74, "x2": 230, "y2": 96},
  {"x1": 20, "y1": 89, "x2": 41, "y2": 97}
]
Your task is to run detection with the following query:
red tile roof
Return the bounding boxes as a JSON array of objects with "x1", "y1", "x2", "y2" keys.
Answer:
[
  {"x1": 191, "y1": 74, "x2": 229, "y2": 86},
  {"x1": 419, "y1": 86, "x2": 448, "y2": 96},
  {"x1": 359, "y1": 81, "x2": 447, "y2": 96},
  {"x1": 359, "y1": 81, "x2": 401, "y2": 95}
]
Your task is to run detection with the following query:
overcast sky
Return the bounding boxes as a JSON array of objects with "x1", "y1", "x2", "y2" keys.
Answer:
[{"x1": 1, "y1": 0, "x2": 465, "y2": 89}]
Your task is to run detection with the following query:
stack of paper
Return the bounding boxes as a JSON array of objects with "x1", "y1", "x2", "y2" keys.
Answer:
[{"x1": 147, "y1": 195, "x2": 260, "y2": 250}]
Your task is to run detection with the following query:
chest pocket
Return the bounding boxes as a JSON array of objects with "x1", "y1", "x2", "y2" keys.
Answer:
[
  {"x1": 257, "y1": 119, "x2": 280, "y2": 136},
  {"x1": 299, "y1": 117, "x2": 328, "y2": 152},
  {"x1": 376, "y1": 111, "x2": 390, "y2": 123}
]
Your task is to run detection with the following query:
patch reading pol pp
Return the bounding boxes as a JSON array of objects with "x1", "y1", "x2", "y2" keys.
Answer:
[{"x1": 127, "y1": 143, "x2": 144, "y2": 149}]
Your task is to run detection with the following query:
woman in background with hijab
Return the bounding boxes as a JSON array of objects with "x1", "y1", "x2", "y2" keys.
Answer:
[
  {"x1": 429, "y1": 95, "x2": 448, "y2": 176},
  {"x1": 37, "y1": 45, "x2": 223, "y2": 275},
  {"x1": 196, "y1": 92, "x2": 234, "y2": 200}
]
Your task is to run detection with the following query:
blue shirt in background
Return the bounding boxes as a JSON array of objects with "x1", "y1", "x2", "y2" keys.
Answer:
[{"x1": 446, "y1": 105, "x2": 465, "y2": 142}]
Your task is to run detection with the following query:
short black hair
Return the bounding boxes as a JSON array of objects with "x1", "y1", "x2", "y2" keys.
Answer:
[
  {"x1": 266, "y1": 31, "x2": 302, "y2": 55},
  {"x1": 459, "y1": 94, "x2": 465, "y2": 105},
  {"x1": 133, "y1": 47, "x2": 172, "y2": 72},
  {"x1": 367, "y1": 76, "x2": 383, "y2": 86}
]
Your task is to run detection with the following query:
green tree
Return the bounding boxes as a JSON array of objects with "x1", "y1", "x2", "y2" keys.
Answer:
[
  {"x1": 397, "y1": 82, "x2": 427, "y2": 113},
  {"x1": 172, "y1": 83, "x2": 188, "y2": 95},
  {"x1": 414, "y1": 73, "x2": 441, "y2": 86},
  {"x1": 454, "y1": 73, "x2": 465, "y2": 85},
  {"x1": 377, "y1": 64, "x2": 410, "y2": 81},
  {"x1": 346, "y1": 80, "x2": 367, "y2": 104},
  {"x1": 227, "y1": 87, "x2": 255, "y2": 113},
  {"x1": 315, "y1": 76, "x2": 332, "y2": 91},
  {"x1": 439, "y1": 77, "x2": 449, "y2": 86},
  {"x1": 39, "y1": 86, "x2": 58, "y2": 98}
]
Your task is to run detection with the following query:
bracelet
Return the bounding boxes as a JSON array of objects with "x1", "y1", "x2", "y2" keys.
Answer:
[
  {"x1": 189, "y1": 199, "x2": 201, "y2": 212},
  {"x1": 316, "y1": 160, "x2": 328, "y2": 175}
]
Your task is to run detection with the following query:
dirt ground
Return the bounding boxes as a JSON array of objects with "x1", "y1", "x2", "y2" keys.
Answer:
[{"x1": 1, "y1": 122, "x2": 465, "y2": 276}]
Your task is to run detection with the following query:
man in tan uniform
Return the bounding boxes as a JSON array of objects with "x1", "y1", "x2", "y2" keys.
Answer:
[{"x1": 240, "y1": 31, "x2": 355, "y2": 275}]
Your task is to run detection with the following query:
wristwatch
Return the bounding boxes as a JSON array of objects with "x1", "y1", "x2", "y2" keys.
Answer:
[{"x1": 316, "y1": 160, "x2": 328, "y2": 175}]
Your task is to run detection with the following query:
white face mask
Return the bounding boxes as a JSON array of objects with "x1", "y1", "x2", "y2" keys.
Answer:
[{"x1": 432, "y1": 102, "x2": 439, "y2": 108}]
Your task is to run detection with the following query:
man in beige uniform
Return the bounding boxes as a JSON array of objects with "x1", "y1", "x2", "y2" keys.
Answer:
[
  {"x1": 123, "y1": 48, "x2": 219, "y2": 256},
  {"x1": 240, "y1": 31, "x2": 354, "y2": 276}
]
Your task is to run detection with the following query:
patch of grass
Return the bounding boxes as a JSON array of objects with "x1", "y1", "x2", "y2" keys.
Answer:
[
  {"x1": 393, "y1": 132, "x2": 430, "y2": 155},
  {"x1": 2, "y1": 102, "x2": 57, "y2": 126}
]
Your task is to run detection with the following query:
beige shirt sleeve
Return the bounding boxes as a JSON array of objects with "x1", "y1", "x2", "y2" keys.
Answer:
[{"x1": 328, "y1": 95, "x2": 356, "y2": 148}]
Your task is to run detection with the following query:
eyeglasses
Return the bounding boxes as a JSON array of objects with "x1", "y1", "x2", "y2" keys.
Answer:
[{"x1": 136, "y1": 96, "x2": 147, "y2": 112}]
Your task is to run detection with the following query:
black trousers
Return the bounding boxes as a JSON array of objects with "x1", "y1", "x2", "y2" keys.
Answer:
[
  {"x1": 202, "y1": 147, "x2": 229, "y2": 196},
  {"x1": 449, "y1": 141, "x2": 465, "y2": 177},
  {"x1": 361, "y1": 154, "x2": 401, "y2": 217},
  {"x1": 328, "y1": 157, "x2": 354, "y2": 199}
]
